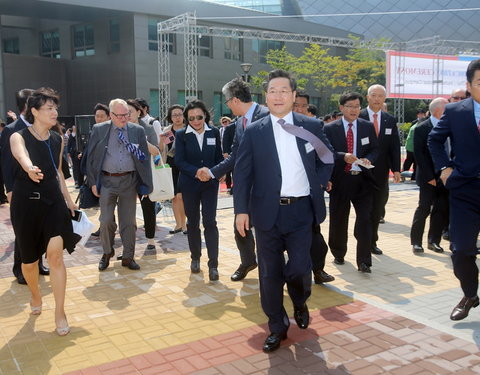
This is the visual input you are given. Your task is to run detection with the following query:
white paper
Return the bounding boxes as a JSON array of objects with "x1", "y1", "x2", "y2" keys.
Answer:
[
  {"x1": 353, "y1": 159, "x2": 375, "y2": 169},
  {"x1": 361, "y1": 137, "x2": 370, "y2": 145},
  {"x1": 305, "y1": 143, "x2": 314, "y2": 153},
  {"x1": 207, "y1": 138, "x2": 216, "y2": 145},
  {"x1": 385, "y1": 128, "x2": 392, "y2": 135}
]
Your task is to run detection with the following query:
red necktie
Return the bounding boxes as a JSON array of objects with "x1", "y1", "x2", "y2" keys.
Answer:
[
  {"x1": 373, "y1": 113, "x2": 379, "y2": 137},
  {"x1": 345, "y1": 123, "x2": 353, "y2": 173},
  {"x1": 243, "y1": 117, "x2": 248, "y2": 129}
]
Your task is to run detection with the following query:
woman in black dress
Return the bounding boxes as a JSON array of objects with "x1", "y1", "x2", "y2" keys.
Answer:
[{"x1": 10, "y1": 88, "x2": 79, "y2": 336}]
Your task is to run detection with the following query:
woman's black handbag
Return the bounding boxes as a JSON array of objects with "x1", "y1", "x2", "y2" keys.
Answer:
[{"x1": 76, "y1": 185, "x2": 99, "y2": 209}]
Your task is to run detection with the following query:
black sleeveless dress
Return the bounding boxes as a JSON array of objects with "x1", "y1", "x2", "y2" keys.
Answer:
[{"x1": 10, "y1": 128, "x2": 80, "y2": 264}]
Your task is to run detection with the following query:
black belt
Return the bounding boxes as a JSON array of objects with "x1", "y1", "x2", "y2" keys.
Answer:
[
  {"x1": 102, "y1": 171, "x2": 133, "y2": 177},
  {"x1": 279, "y1": 196, "x2": 308, "y2": 205}
]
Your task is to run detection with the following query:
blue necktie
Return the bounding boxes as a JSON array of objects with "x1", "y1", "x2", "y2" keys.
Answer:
[{"x1": 118, "y1": 128, "x2": 146, "y2": 161}]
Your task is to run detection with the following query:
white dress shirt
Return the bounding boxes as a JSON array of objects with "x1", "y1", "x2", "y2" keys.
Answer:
[
  {"x1": 341, "y1": 117, "x2": 361, "y2": 172},
  {"x1": 185, "y1": 124, "x2": 212, "y2": 150},
  {"x1": 367, "y1": 106, "x2": 382, "y2": 133}
]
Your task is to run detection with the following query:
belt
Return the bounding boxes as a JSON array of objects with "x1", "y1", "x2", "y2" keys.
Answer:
[
  {"x1": 279, "y1": 196, "x2": 308, "y2": 205},
  {"x1": 29, "y1": 192, "x2": 41, "y2": 200},
  {"x1": 102, "y1": 171, "x2": 133, "y2": 177},
  {"x1": 346, "y1": 170, "x2": 362, "y2": 176}
]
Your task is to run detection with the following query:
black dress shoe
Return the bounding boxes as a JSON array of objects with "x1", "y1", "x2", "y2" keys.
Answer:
[
  {"x1": 358, "y1": 263, "x2": 371, "y2": 273},
  {"x1": 412, "y1": 244, "x2": 424, "y2": 254},
  {"x1": 98, "y1": 250, "x2": 114, "y2": 271},
  {"x1": 450, "y1": 296, "x2": 479, "y2": 321},
  {"x1": 38, "y1": 264, "x2": 50, "y2": 276},
  {"x1": 293, "y1": 304, "x2": 309, "y2": 329},
  {"x1": 262, "y1": 332, "x2": 287, "y2": 353},
  {"x1": 122, "y1": 258, "x2": 140, "y2": 270},
  {"x1": 169, "y1": 228, "x2": 182, "y2": 234},
  {"x1": 371, "y1": 246, "x2": 383, "y2": 255},
  {"x1": 209, "y1": 268, "x2": 219, "y2": 281},
  {"x1": 190, "y1": 259, "x2": 200, "y2": 273},
  {"x1": 146, "y1": 244, "x2": 156, "y2": 250},
  {"x1": 230, "y1": 263, "x2": 258, "y2": 281},
  {"x1": 442, "y1": 231, "x2": 450, "y2": 241},
  {"x1": 91, "y1": 229, "x2": 100, "y2": 237},
  {"x1": 379, "y1": 217, "x2": 385, "y2": 224},
  {"x1": 17, "y1": 274, "x2": 27, "y2": 285},
  {"x1": 428, "y1": 243, "x2": 444, "y2": 253},
  {"x1": 313, "y1": 270, "x2": 335, "y2": 284},
  {"x1": 333, "y1": 257, "x2": 345, "y2": 265}
]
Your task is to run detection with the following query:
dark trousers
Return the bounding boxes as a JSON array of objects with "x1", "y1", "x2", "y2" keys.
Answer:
[
  {"x1": 225, "y1": 172, "x2": 232, "y2": 190},
  {"x1": 182, "y1": 181, "x2": 219, "y2": 268},
  {"x1": 371, "y1": 177, "x2": 388, "y2": 247},
  {"x1": 71, "y1": 152, "x2": 81, "y2": 185},
  {"x1": 311, "y1": 224, "x2": 328, "y2": 272},
  {"x1": 403, "y1": 151, "x2": 416, "y2": 179},
  {"x1": 329, "y1": 174, "x2": 373, "y2": 267},
  {"x1": 139, "y1": 195, "x2": 156, "y2": 239},
  {"x1": 410, "y1": 183, "x2": 449, "y2": 245},
  {"x1": 233, "y1": 215, "x2": 256, "y2": 266},
  {"x1": 0, "y1": 164, "x2": 7, "y2": 203},
  {"x1": 449, "y1": 180, "x2": 480, "y2": 298},
  {"x1": 255, "y1": 197, "x2": 313, "y2": 334}
]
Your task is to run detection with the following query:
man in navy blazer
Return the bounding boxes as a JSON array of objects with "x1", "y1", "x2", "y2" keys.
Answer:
[
  {"x1": 234, "y1": 69, "x2": 334, "y2": 352},
  {"x1": 324, "y1": 92, "x2": 379, "y2": 273},
  {"x1": 198, "y1": 78, "x2": 269, "y2": 282},
  {"x1": 428, "y1": 59, "x2": 480, "y2": 321}
]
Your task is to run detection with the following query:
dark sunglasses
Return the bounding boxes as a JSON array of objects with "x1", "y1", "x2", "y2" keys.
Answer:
[
  {"x1": 451, "y1": 96, "x2": 466, "y2": 100},
  {"x1": 188, "y1": 115, "x2": 205, "y2": 122}
]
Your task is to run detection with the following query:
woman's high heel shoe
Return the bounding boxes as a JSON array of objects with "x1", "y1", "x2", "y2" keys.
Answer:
[{"x1": 30, "y1": 302, "x2": 42, "y2": 315}]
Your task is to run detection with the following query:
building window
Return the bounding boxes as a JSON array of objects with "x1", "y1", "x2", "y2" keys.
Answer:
[
  {"x1": 213, "y1": 92, "x2": 232, "y2": 124},
  {"x1": 109, "y1": 19, "x2": 120, "y2": 53},
  {"x1": 40, "y1": 30, "x2": 60, "y2": 58},
  {"x1": 197, "y1": 36, "x2": 212, "y2": 58},
  {"x1": 148, "y1": 19, "x2": 176, "y2": 53},
  {"x1": 3, "y1": 38, "x2": 19, "y2": 54},
  {"x1": 224, "y1": 37, "x2": 243, "y2": 61},
  {"x1": 72, "y1": 24, "x2": 95, "y2": 57},
  {"x1": 252, "y1": 39, "x2": 284, "y2": 63},
  {"x1": 149, "y1": 89, "x2": 160, "y2": 118}
]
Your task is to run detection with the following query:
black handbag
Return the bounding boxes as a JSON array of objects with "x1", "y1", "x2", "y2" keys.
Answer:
[{"x1": 76, "y1": 185, "x2": 99, "y2": 209}]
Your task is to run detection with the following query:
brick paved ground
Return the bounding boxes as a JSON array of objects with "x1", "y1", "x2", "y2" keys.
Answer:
[{"x1": 0, "y1": 180, "x2": 479, "y2": 375}]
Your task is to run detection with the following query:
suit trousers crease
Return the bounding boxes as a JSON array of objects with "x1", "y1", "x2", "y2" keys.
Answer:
[
  {"x1": 371, "y1": 177, "x2": 389, "y2": 246},
  {"x1": 99, "y1": 173, "x2": 138, "y2": 258},
  {"x1": 233, "y1": 216, "x2": 256, "y2": 266},
  {"x1": 255, "y1": 198, "x2": 313, "y2": 334},
  {"x1": 328, "y1": 174, "x2": 373, "y2": 267},
  {"x1": 311, "y1": 225, "x2": 328, "y2": 272},
  {"x1": 410, "y1": 183, "x2": 449, "y2": 245},
  {"x1": 182, "y1": 181, "x2": 219, "y2": 268},
  {"x1": 449, "y1": 181, "x2": 480, "y2": 298}
]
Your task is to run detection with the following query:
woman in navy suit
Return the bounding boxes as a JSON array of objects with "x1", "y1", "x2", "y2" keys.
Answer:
[{"x1": 175, "y1": 100, "x2": 223, "y2": 281}]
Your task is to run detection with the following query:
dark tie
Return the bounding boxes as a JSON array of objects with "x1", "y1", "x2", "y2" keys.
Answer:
[
  {"x1": 118, "y1": 128, "x2": 146, "y2": 161},
  {"x1": 277, "y1": 119, "x2": 334, "y2": 164},
  {"x1": 345, "y1": 123, "x2": 354, "y2": 173}
]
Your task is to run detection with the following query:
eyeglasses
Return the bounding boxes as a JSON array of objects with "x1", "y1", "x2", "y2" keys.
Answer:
[
  {"x1": 343, "y1": 105, "x2": 361, "y2": 110},
  {"x1": 188, "y1": 115, "x2": 205, "y2": 122},
  {"x1": 294, "y1": 103, "x2": 308, "y2": 108},
  {"x1": 451, "y1": 96, "x2": 466, "y2": 100},
  {"x1": 112, "y1": 111, "x2": 130, "y2": 119},
  {"x1": 171, "y1": 113, "x2": 183, "y2": 117},
  {"x1": 267, "y1": 90, "x2": 292, "y2": 96},
  {"x1": 224, "y1": 98, "x2": 232, "y2": 105},
  {"x1": 222, "y1": 120, "x2": 229, "y2": 124}
]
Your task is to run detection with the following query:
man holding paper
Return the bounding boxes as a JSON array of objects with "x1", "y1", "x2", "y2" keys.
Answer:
[{"x1": 324, "y1": 92, "x2": 379, "y2": 273}]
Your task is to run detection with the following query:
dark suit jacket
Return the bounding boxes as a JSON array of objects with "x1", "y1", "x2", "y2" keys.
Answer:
[
  {"x1": 413, "y1": 118, "x2": 437, "y2": 187},
  {"x1": 0, "y1": 117, "x2": 28, "y2": 192},
  {"x1": 86, "y1": 120, "x2": 153, "y2": 195},
  {"x1": 175, "y1": 124, "x2": 223, "y2": 192},
  {"x1": 67, "y1": 134, "x2": 78, "y2": 155},
  {"x1": 221, "y1": 122, "x2": 235, "y2": 154},
  {"x1": 211, "y1": 103, "x2": 269, "y2": 179},
  {"x1": 428, "y1": 97, "x2": 480, "y2": 189},
  {"x1": 359, "y1": 109, "x2": 401, "y2": 179},
  {"x1": 323, "y1": 118, "x2": 379, "y2": 185},
  {"x1": 233, "y1": 112, "x2": 334, "y2": 231}
]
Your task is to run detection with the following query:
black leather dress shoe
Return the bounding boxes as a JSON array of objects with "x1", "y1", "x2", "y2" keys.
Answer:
[
  {"x1": 91, "y1": 229, "x2": 100, "y2": 237},
  {"x1": 293, "y1": 304, "x2": 309, "y2": 329},
  {"x1": 146, "y1": 244, "x2": 156, "y2": 250},
  {"x1": 450, "y1": 296, "x2": 479, "y2": 321},
  {"x1": 371, "y1": 246, "x2": 383, "y2": 255},
  {"x1": 412, "y1": 245, "x2": 424, "y2": 254},
  {"x1": 98, "y1": 250, "x2": 114, "y2": 271},
  {"x1": 122, "y1": 258, "x2": 140, "y2": 270},
  {"x1": 333, "y1": 257, "x2": 345, "y2": 265},
  {"x1": 263, "y1": 332, "x2": 287, "y2": 353},
  {"x1": 190, "y1": 260, "x2": 200, "y2": 273},
  {"x1": 38, "y1": 264, "x2": 50, "y2": 276},
  {"x1": 17, "y1": 274, "x2": 27, "y2": 285},
  {"x1": 379, "y1": 217, "x2": 385, "y2": 224},
  {"x1": 313, "y1": 270, "x2": 335, "y2": 284},
  {"x1": 428, "y1": 243, "x2": 444, "y2": 253},
  {"x1": 209, "y1": 268, "x2": 219, "y2": 281},
  {"x1": 230, "y1": 263, "x2": 258, "y2": 281},
  {"x1": 442, "y1": 231, "x2": 450, "y2": 241},
  {"x1": 358, "y1": 263, "x2": 371, "y2": 273}
]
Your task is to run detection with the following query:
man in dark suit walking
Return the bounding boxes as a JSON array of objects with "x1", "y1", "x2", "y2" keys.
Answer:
[
  {"x1": 234, "y1": 69, "x2": 334, "y2": 352},
  {"x1": 324, "y1": 92, "x2": 379, "y2": 273},
  {"x1": 0, "y1": 88, "x2": 49, "y2": 284},
  {"x1": 219, "y1": 116, "x2": 234, "y2": 193},
  {"x1": 410, "y1": 97, "x2": 449, "y2": 254},
  {"x1": 359, "y1": 84, "x2": 401, "y2": 255},
  {"x1": 428, "y1": 59, "x2": 480, "y2": 321},
  {"x1": 86, "y1": 99, "x2": 153, "y2": 271},
  {"x1": 198, "y1": 78, "x2": 269, "y2": 282}
]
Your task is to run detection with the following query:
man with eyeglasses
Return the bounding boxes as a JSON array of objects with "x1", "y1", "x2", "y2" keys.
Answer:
[
  {"x1": 324, "y1": 92, "x2": 379, "y2": 274},
  {"x1": 429, "y1": 59, "x2": 480, "y2": 321},
  {"x1": 449, "y1": 88, "x2": 467, "y2": 103},
  {"x1": 86, "y1": 99, "x2": 152, "y2": 271}
]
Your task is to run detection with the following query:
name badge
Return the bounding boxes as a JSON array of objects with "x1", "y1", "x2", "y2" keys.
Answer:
[
  {"x1": 207, "y1": 138, "x2": 216, "y2": 146},
  {"x1": 361, "y1": 137, "x2": 370, "y2": 145},
  {"x1": 305, "y1": 142, "x2": 314, "y2": 153},
  {"x1": 385, "y1": 128, "x2": 392, "y2": 135}
]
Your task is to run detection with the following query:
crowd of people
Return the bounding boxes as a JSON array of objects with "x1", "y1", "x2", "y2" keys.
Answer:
[{"x1": 0, "y1": 61, "x2": 479, "y2": 353}]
